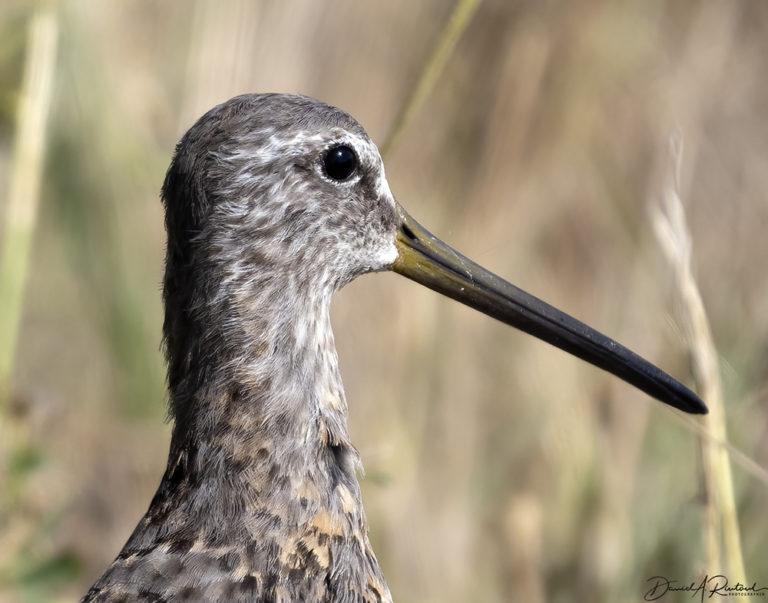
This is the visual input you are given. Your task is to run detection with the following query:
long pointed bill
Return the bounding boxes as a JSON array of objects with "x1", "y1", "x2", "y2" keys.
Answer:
[{"x1": 390, "y1": 206, "x2": 707, "y2": 415}]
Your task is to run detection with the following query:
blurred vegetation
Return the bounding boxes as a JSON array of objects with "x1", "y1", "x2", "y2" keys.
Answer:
[{"x1": 1, "y1": 1, "x2": 767, "y2": 602}]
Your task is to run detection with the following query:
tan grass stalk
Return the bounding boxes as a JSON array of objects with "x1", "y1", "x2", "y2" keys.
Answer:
[
  {"x1": 0, "y1": 6, "x2": 58, "y2": 580},
  {"x1": 651, "y1": 133, "x2": 745, "y2": 581},
  {"x1": 0, "y1": 8, "x2": 58, "y2": 408},
  {"x1": 380, "y1": 0, "x2": 482, "y2": 159}
]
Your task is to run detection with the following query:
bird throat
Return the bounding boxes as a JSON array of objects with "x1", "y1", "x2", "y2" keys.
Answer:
[{"x1": 163, "y1": 271, "x2": 362, "y2": 521}]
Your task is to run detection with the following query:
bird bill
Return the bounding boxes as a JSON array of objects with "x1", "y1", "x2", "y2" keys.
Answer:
[{"x1": 391, "y1": 205, "x2": 707, "y2": 415}]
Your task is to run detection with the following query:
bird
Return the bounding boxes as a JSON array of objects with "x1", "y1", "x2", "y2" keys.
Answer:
[{"x1": 82, "y1": 93, "x2": 707, "y2": 602}]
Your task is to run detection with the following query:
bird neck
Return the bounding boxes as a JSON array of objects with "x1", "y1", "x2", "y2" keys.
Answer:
[
  {"x1": 160, "y1": 266, "x2": 365, "y2": 526},
  {"x1": 110, "y1": 273, "x2": 390, "y2": 599}
]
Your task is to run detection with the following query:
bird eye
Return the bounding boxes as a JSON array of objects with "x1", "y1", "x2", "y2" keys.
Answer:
[{"x1": 323, "y1": 145, "x2": 358, "y2": 181}]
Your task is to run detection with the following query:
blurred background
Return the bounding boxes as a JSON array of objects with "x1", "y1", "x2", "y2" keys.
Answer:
[{"x1": 1, "y1": 1, "x2": 767, "y2": 601}]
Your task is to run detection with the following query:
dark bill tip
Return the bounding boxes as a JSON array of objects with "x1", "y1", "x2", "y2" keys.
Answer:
[{"x1": 390, "y1": 206, "x2": 708, "y2": 416}]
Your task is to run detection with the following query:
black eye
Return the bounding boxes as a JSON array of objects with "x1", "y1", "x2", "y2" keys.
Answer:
[{"x1": 323, "y1": 145, "x2": 358, "y2": 181}]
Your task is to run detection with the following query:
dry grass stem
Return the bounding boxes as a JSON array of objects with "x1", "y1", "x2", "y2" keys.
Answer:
[
  {"x1": 651, "y1": 133, "x2": 745, "y2": 581},
  {"x1": 0, "y1": 6, "x2": 58, "y2": 589},
  {"x1": 380, "y1": 0, "x2": 482, "y2": 158},
  {"x1": 0, "y1": 8, "x2": 58, "y2": 407}
]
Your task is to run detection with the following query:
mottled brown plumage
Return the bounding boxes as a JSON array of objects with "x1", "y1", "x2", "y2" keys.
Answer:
[{"x1": 83, "y1": 93, "x2": 705, "y2": 602}]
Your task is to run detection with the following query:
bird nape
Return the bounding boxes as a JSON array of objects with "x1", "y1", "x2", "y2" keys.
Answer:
[{"x1": 82, "y1": 93, "x2": 706, "y2": 602}]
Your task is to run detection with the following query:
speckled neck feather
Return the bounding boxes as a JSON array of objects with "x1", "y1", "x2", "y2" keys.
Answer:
[{"x1": 83, "y1": 94, "x2": 399, "y2": 602}]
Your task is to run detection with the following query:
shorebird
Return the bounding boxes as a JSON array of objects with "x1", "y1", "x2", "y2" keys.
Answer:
[{"x1": 82, "y1": 93, "x2": 706, "y2": 602}]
